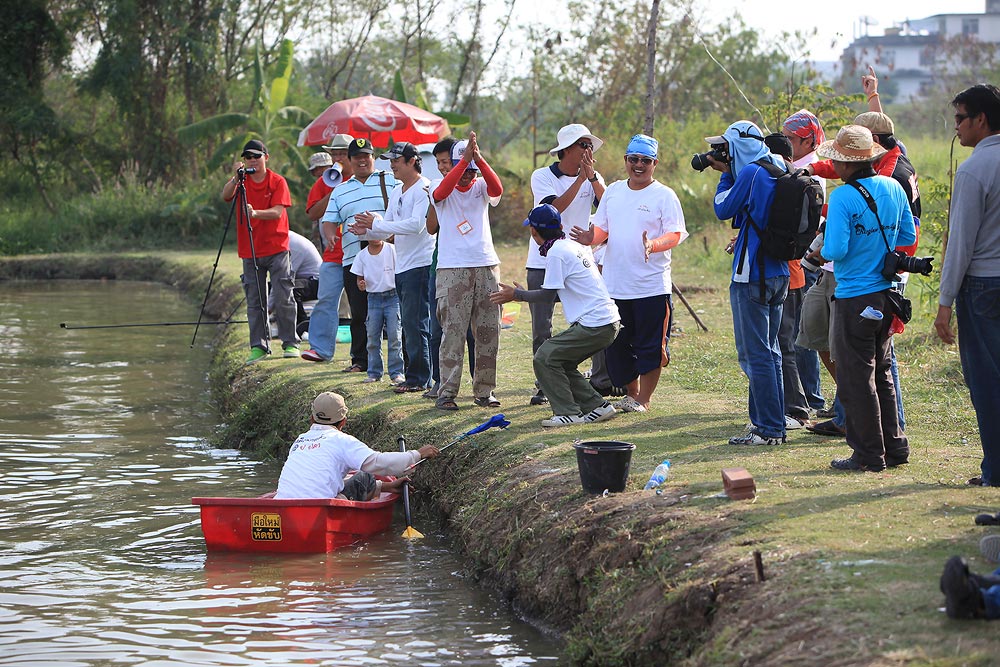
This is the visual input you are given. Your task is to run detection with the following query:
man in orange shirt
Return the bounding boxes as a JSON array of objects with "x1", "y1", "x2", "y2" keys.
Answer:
[{"x1": 221, "y1": 139, "x2": 297, "y2": 365}]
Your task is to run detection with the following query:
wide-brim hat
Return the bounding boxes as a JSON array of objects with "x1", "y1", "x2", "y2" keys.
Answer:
[
  {"x1": 322, "y1": 133, "x2": 354, "y2": 152},
  {"x1": 308, "y1": 152, "x2": 333, "y2": 170},
  {"x1": 549, "y1": 123, "x2": 604, "y2": 155},
  {"x1": 816, "y1": 125, "x2": 888, "y2": 162}
]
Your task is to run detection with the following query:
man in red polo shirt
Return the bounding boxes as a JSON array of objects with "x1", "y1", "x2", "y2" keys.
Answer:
[{"x1": 221, "y1": 139, "x2": 297, "y2": 364}]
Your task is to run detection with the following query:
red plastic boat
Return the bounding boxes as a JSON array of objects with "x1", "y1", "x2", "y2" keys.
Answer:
[{"x1": 192, "y1": 490, "x2": 400, "y2": 553}]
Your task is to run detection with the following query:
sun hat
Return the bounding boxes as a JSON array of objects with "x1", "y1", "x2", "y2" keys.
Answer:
[
  {"x1": 523, "y1": 203, "x2": 562, "y2": 230},
  {"x1": 625, "y1": 134, "x2": 658, "y2": 158},
  {"x1": 549, "y1": 124, "x2": 604, "y2": 155},
  {"x1": 816, "y1": 125, "x2": 888, "y2": 162},
  {"x1": 308, "y1": 152, "x2": 333, "y2": 170},
  {"x1": 322, "y1": 134, "x2": 354, "y2": 152},
  {"x1": 854, "y1": 111, "x2": 895, "y2": 136},
  {"x1": 312, "y1": 392, "x2": 348, "y2": 424},
  {"x1": 451, "y1": 140, "x2": 477, "y2": 171}
]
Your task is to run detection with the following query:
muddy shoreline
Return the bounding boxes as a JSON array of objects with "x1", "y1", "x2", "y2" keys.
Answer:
[{"x1": 2, "y1": 254, "x2": 765, "y2": 666}]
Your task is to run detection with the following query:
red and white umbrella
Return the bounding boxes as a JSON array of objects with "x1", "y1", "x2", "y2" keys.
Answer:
[{"x1": 297, "y1": 95, "x2": 451, "y2": 148}]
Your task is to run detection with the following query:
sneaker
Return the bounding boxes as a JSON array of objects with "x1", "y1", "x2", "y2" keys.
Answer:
[
  {"x1": 981, "y1": 534, "x2": 1000, "y2": 563},
  {"x1": 541, "y1": 414, "x2": 584, "y2": 427},
  {"x1": 728, "y1": 427, "x2": 784, "y2": 446},
  {"x1": 529, "y1": 389, "x2": 549, "y2": 406},
  {"x1": 282, "y1": 344, "x2": 300, "y2": 358},
  {"x1": 613, "y1": 396, "x2": 647, "y2": 413},
  {"x1": 940, "y1": 556, "x2": 987, "y2": 619},
  {"x1": 816, "y1": 407, "x2": 836, "y2": 419},
  {"x1": 363, "y1": 376, "x2": 380, "y2": 383},
  {"x1": 245, "y1": 347, "x2": 268, "y2": 365},
  {"x1": 390, "y1": 374, "x2": 406, "y2": 385},
  {"x1": 582, "y1": 402, "x2": 617, "y2": 423},
  {"x1": 300, "y1": 349, "x2": 328, "y2": 363},
  {"x1": 830, "y1": 456, "x2": 885, "y2": 472},
  {"x1": 785, "y1": 415, "x2": 806, "y2": 430}
]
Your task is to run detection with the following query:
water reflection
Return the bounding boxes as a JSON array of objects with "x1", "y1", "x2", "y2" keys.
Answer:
[{"x1": 0, "y1": 280, "x2": 559, "y2": 665}]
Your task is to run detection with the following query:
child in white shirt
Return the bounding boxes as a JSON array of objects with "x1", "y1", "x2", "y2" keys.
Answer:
[{"x1": 350, "y1": 239, "x2": 404, "y2": 383}]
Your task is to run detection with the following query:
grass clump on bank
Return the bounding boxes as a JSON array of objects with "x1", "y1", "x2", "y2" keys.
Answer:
[{"x1": 2, "y1": 239, "x2": 996, "y2": 667}]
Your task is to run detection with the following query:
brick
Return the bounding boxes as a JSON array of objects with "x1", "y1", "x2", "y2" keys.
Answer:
[{"x1": 722, "y1": 467, "x2": 756, "y2": 500}]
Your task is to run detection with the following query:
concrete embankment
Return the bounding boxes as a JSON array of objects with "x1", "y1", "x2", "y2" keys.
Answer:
[{"x1": 1, "y1": 254, "x2": 767, "y2": 666}]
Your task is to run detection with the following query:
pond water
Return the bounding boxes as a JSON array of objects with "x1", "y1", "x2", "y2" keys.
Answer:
[{"x1": 0, "y1": 280, "x2": 560, "y2": 666}]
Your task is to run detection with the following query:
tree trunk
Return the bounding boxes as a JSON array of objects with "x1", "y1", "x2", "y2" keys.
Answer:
[{"x1": 643, "y1": 0, "x2": 660, "y2": 136}]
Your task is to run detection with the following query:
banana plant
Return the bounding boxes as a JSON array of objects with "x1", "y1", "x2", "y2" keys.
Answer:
[
  {"x1": 392, "y1": 70, "x2": 470, "y2": 132},
  {"x1": 178, "y1": 39, "x2": 312, "y2": 181}
]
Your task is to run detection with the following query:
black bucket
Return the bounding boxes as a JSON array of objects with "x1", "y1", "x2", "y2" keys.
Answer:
[{"x1": 573, "y1": 440, "x2": 635, "y2": 494}]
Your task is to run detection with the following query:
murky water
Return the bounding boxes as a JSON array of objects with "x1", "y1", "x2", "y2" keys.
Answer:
[{"x1": 0, "y1": 280, "x2": 560, "y2": 666}]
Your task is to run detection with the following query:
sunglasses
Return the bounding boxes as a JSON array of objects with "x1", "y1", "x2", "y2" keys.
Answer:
[
  {"x1": 955, "y1": 113, "x2": 972, "y2": 124},
  {"x1": 626, "y1": 155, "x2": 654, "y2": 165},
  {"x1": 242, "y1": 152, "x2": 264, "y2": 159},
  {"x1": 576, "y1": 141, "x2": 594, "y2": 150}
]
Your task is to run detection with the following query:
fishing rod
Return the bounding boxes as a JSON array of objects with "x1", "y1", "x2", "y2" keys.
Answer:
[
  {"x1": 404, "y1": 414, "x2": 511, "y2": 472},
  {"x1": 60, "y1": 319, "x2": 246, "y2": 330}
]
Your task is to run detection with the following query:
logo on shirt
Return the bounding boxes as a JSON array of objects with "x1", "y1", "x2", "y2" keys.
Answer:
[{"x1": 637, "y1": 204, "x2": 652, "y2": 213}]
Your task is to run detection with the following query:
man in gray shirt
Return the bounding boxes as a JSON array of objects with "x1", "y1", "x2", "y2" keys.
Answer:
[{"x1": 935, "y1": 84, "x2": 1000, "y2": 487}]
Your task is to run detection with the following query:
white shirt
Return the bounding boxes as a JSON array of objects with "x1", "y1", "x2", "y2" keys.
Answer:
[
  {"x1": 432, "y1": 178, "x2": 501, "y2": 269},
  {"x1": 275, "y1": 424, "x2": 376, "y2": 499},
  {"x1": 794, "y1": 151, "x2": 833, "y2": 273},
  {"x1": 350, "y1": 243, "x2": 397, "y2": 294},
  {"x1": 366, "y1": 177, "x2": 435, "y2": 274},
  {"x1": 526, "y1": 165, "x2": 605, "y2": 270},
  {"x1": 541, "y1": 239, "x2": 619, "y2": 327},
  {"x1": 592, "y1": 180, "x2": 688, "y2": 299}
]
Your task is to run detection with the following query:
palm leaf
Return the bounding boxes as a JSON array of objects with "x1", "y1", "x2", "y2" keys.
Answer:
[
  {"x1": 436, "y1": 111, "x2": 470, "y2": 126},
  {"x1": 268, "y1": 40, "x2": 295, "y2": 114},
  {"x1": 393, "y1": 70, "x2": 407, "y2": 104},
  {"x1": 177, "y1": 113, "x2": 251, "y2": 143}
]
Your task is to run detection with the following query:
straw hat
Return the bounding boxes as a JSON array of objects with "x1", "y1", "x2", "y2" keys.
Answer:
[{"x1": 815, "y1": 125, "x2": 887, "y2": 162}]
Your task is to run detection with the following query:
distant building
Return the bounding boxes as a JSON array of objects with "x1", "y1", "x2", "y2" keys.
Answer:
[{"x1": 840, "y1": 1, "x2": 1000, "y2": 101}]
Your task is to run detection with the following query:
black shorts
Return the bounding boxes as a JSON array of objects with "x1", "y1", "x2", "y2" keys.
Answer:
[{"x1": 605, "y1": 294, "x2": 672, "y2": 387}]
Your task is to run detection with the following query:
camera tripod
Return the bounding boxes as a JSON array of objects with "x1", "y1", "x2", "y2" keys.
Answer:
[{"x1": 191, "y1": 167, "x2": 269, "y2": 354}]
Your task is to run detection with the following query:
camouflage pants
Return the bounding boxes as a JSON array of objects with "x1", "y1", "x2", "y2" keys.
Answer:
[{"x1": 435, "y1": 266, "x2": 500, "y2": 401}]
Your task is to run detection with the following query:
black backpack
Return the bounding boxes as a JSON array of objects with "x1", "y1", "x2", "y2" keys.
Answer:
[{"x1": 743, "y1": 159, "x2": 824, "y2": 261}]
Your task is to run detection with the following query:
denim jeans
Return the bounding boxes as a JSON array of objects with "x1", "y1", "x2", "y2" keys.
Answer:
[
  {"x1": 730, "y1": 277, "x2": 788, "y2": 438},
  {"x1": 956, "y1": 275, "x2": 1000, "y2": 486},
  {"x1": 366, "y1": 289, "x2": 404, "y2": 379},
  {"x1": 396, "y1": 265, "x2": 432, "y2": 387},
  {"x1": 306, "y1": 261, "x2": 344, "y2": 360},
  {"x1": 796, "y1": 268, "x2": 825, "y2": 410},
  {"x1": 984, "y1": 565, "x2": 1000, "y2": 619}
]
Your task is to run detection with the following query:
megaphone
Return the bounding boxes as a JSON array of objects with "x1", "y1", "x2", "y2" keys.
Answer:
[{"x1": 322, "y1": 162, "x2": 343, "y2": 188}]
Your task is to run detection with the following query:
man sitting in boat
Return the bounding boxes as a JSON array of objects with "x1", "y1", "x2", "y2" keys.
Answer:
[{"x1": 274, "y1": 392, "x2": 439, "y2": 500}]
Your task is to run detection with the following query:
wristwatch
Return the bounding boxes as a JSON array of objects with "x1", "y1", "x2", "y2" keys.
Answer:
[{"x1": 587, "y1": 175, "x2": 598, "y2": 182}]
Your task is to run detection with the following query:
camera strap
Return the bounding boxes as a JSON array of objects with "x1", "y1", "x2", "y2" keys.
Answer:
[{"x1": 846, "y1": 180, "x2": 894, "y2": 255}]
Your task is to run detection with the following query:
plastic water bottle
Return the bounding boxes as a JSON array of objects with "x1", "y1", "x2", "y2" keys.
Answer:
[{"x1": 643, "y1": 460, "x2": 671, "y2": 491}]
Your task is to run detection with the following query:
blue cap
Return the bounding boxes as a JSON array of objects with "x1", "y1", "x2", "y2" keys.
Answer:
[
  {"x1": 626, "y1": 134, "x2": 658, "y2": 158},
  {"x1": 522, "y1": 204, "x2": 562, "y2": 230}
]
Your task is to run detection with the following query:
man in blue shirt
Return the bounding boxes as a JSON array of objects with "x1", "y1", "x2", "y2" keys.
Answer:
[
  {"x1": 706, "y1": 121, "x2": 789, "y2": 446},
  {"x1": 819, "y1": 125, "x2": 915, "y2": 472}
]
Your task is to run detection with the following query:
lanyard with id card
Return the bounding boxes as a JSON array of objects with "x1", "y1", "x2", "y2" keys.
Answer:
[{"x1": 456, "y1": 219, "x2": 473, "y2": 235}]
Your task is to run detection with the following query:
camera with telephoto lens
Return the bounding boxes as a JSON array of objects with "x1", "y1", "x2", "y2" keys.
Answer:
[
  {"x1": 881, "y1": 250, "x2": 934, "y2": 281},
  {"x1": 691, "y1": 144, "x2": 731, "y2": 172},
  {"x1": 800, "y1": 232, "x2": 825, "y2": 272}
]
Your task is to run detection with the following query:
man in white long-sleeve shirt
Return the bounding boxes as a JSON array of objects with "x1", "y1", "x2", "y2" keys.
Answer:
[
  {"x1": 351, "y1": 142, "x2": 436, "y2": 393},
  {"x1": 275, "y1": 392, "x2": 439, "y2": 500}
]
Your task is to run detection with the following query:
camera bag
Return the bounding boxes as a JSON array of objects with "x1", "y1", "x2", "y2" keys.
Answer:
[{"x1": 744, "y1": 160, "x2": 824, "y2": 261}]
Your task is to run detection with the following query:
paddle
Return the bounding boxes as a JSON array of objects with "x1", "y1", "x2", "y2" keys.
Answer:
[
  {"x1": 397, "y1": 435, "x2": 423, "y2": 540},
  {"x1": 403, "y1": 414, "x2": 511, "y2": 472}
]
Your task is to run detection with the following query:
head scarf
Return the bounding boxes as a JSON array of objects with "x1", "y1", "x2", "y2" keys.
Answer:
[
  {"x1": 782, "y1": 110, "x2": 826, "y2": 149},
  {"x1": 722, "y1": 121, "x2": 784, "y2": 175}
]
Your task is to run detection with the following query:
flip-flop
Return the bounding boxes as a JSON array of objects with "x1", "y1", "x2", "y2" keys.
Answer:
[
  {"x1": 342, "y1": 364, "x2": 364, "y2": 373},
  {"x1": 435, "y1": 399, "x2": 459, "y2": 411},
  {"x1": 393, "y1": 384, "x2": 424, "y2": 394}
]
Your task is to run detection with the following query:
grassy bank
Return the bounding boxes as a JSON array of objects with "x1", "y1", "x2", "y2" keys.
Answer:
[{"x1": 2, "y1": 240, "x2": 997, "y2": 666}]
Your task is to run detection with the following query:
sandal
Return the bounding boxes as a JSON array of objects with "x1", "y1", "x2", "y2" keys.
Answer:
[
  {"x1": 435, "y1": 398, "x2": 459, "y2": 411},
  {"x1": 342, "y1": 363, "x2": 364, "y2": 373},
  {"x1": 393, "y1": 384, "x2": 425, "y2": 394},
  {"x1": 473, "y1": 394, "x2": 501, "y2": 408}
]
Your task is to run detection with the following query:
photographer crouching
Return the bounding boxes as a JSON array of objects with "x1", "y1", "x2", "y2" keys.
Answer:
[{"x1": 815, "y1": 125, "x2": 920, "y2": 472}]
